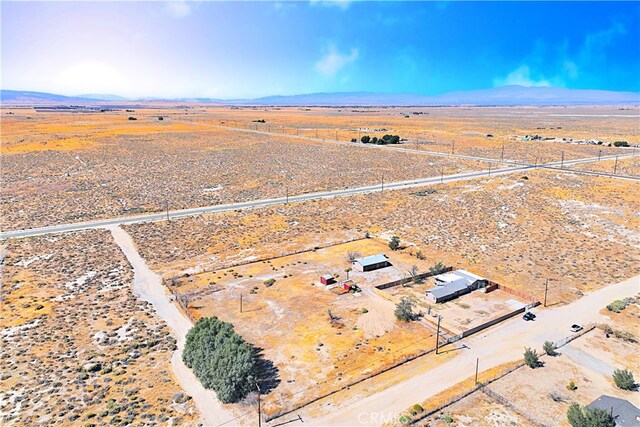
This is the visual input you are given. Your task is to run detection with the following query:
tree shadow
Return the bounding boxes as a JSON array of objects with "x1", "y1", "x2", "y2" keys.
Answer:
[{"x1": 253, "y1": 346, "x2": 280, "y2": 395}]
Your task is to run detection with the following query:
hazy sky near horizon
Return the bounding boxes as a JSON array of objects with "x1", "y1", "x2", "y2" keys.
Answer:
[{"x1": 2, "y1": 1, "x2": 639, "y2": 99}]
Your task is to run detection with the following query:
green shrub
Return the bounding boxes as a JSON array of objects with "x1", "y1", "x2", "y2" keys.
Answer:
[
  {"x1": 543, "y1": 341, "x2": 557, "y2": 356},
  {"x1": 389, "y1": 235, "x2": 401, "y2": 251},
  {"x1": 567, "y1": 402, "x2": 614, "y2": 427},
  {"x1": 612, "y1": 368, "x2": 635, "y2": 390},
  {"x1": 411, "y1": 403, "x2": 424, "y2": 415},
  {"x1": 395, "y1": 297, "x2": 415, "y2": 322},
  {"x1": 263, "y1": 278, "x2": 276, "y2": 287},
  {"x1": 361, "y1": 308, "x2": 368, "y2": 314},
  {"x1": 429, "y1": 261, "x2": 447, "y2": 276},
  {"x1": 524, "y1": 347, "x2": 539, "y2": 368},
  {"x1": 398, "y1": 415, "x2": 411, "y2": 424},
  {"x1": 567, "y1": 380, "x2": 577, "y2": 390},
  {"x1": 606, "y1": 299, "x2": 627, "y2": 313},
  {"x1": 613, "y1": 141, "x2": 629, "y2": 147}
]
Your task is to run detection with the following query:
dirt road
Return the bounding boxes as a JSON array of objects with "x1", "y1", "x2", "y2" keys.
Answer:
[
  {"x1": 300, "y1": 274, "x2": 640, "y2": 426},
  {"x1": 108, "y1": 225, "x2": 238, "y2": 427}
]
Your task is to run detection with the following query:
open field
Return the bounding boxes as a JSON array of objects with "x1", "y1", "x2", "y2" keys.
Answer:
[
  {"x1": 171, "y1": 239, "x2": 437, "y2": 416},
  {"x1": 564, "y1": 154, "x2": 640, "y2": 177},
  {"x1": 175, "y1": 105, "x2": 640, "y2": 164},
  {"x1": 0, "y1": 230, "x2": 197, "y2": 426},
  {"x1": 126, "y1": 169, "x2": 640, "y2": 305},
  {"x1": 1, "y1": 108, "x2": 491, "y2": 231},
  {"x1": 3, "y1": 106, "x2": 638, "y2": 232}
]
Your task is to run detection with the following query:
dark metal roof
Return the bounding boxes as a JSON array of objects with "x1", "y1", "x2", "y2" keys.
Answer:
[{"x1": 586, "y1": 395, "x2": 640, "y2": 426}]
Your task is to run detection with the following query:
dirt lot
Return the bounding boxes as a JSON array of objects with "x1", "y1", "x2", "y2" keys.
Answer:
[
  {"x1": 388, "y1": 284, "x2": 527, "y2": 335},
  {"x1": 0, "y1": 230, "x2": 197, "y2": 426},
  {"x1": 126, "y1": 169, "x2": 640, "y2": 306},
  {"x1": 169, "y1": 239, "x2": 437, "y2": 417}
]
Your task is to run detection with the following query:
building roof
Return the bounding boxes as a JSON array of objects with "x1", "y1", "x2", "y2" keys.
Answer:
[
  {"x1": 321, "y1": 274, "x2": 333, "y2": 280},
  {"x1": 434, "y1": 269, "x2": 486, "y2": 285},
  {"x1": 354, "y1": 254, "x2": 388, "y2": 267},
  {"x1": 586, "y1": 395, "x2": 640, "y2": 426},
  {"x1": 427, "y1": 280, "x2": 470, "y2": 299}
]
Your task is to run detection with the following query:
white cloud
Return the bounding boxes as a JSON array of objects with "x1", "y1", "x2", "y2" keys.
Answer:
[
  {"x1": 315, "y1": 44, "x2": 359, "y2": 77},
  {"x1": 493, "y1": 65, "x2": 551, "y2": 87},
  {"x1": 165, "y1": 1, "x2": 192, "y2": 18},
  {"x1": 309, "y1": 0, "x2": 352, "y2": 10}
]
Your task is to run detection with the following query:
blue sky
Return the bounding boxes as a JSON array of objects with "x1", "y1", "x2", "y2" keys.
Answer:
[{"x1": 2, "y1": 1, "x2": 639, "y2": 98}]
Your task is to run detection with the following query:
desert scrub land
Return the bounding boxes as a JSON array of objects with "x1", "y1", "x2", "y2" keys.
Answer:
[
  {"x1": 182, "y1": 105, "x2": 640, "y2": 164},
  {"x1": 0, "y1": 230, "x2": 197, "y2": 426},
  {"x1": 565, "y1": 154, "x2": 640, "y2": 177},
  {"x1": 1, "y1": 108, "x2": 491, "y2": 231},
  {"x1": 126, "y1": 169, "x2": 640, "y2": 305}
]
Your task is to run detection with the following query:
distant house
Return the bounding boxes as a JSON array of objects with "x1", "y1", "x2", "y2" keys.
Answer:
[
  {"x1": 320, "y1": 274, "x2": 335, "y2": 286},
  {"x1": 426, "y1": 269, "x2": 488, "y2": 303},
  {"x1": 586, "y1": 395, "x2": 640, "y2": 426},
  {"x1": 352, "y1": 254, "x2": 390, "y2": 272}
]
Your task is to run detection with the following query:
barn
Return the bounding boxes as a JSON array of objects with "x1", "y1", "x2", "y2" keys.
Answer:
[{"x1": 352, "y1": 254, "x2": 390, "y2": 272}]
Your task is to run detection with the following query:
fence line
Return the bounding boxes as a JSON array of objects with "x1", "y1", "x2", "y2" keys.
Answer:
[
  {"x1": 480, "y1": 386, "x2": 548, "y2": 427},
  {"x1": 374, "y1": 266, "x2": 453, "y2": 290},
  {"x1": 174, "y1": 236, "x2": 369, "y2": 280}
]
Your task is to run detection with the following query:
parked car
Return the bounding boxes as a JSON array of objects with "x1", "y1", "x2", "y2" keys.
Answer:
[
  {"x1": 570, "y1": 324, "x2": 583, "y2": 333},
  {"x1": 523, "y1": 312, "x2": 536, "y2": 321}
]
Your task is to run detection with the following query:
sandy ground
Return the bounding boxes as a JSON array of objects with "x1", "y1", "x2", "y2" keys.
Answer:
[
  {"x1": 298, "y1": 274, "x2": 640, "y2": 426},
  {"x1": 108, "y1": 225, "x2": 238, "y2": 427}
]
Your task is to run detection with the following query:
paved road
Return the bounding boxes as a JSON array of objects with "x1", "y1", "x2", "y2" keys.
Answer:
[
  {"x1": 1, "y1": 153, "x2": 636, "y2": 240},
  {"x1": 300, "y1": 275, "x2": 640, "y2": 426}
]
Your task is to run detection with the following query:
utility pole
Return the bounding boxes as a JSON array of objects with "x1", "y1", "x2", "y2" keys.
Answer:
[
  {"x1": 240, "y1": 294, "x2": 243, "y2": 313},
  {"x1": 166, "y1": 200, "x2": 170, "y2": 222},
  {"x1": 451, "y1": 141, "x2": 455, "y2": 155},
  {"x1": 381, "y1": 174, "x2": 384, "y2": 192},
  {"x1": 435, "y1": 315, "x2": 442, "y2": 354},
  {"x1": 598, "y1": 149, "x2": 602, "y2": 161},
  {"x1": 560, "y1": 151, "x2": 564, "y2": 169},
  {"x1": 501, "y1": 142, "x2": 505, "y2": 162},
  {"x1": 256, "y1": 383, "x2": 262, "y2": 427},
  {"x1": 285, "y1": 186, "x2": 289, "y2": 204},
  {"x1": 614, "y1": 155, "x2": 618, "y2": 175},
  {"x1": 544, "y1": 278, "x2": 549, "y2": 307},
  {"x1": 474, "y1": 357, "x2": 479, "y2": 385},
  {"x1": 441, "y1": 168, "x2": 444, "y2": 184}
]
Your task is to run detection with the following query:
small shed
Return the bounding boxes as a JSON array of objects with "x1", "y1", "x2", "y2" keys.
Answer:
[
  {"x1": 353, "y1": 254, "x2": 390, "y2": 272},
  {"x1": 320, "y1": 274, "x2": 335, "y2": 286}
]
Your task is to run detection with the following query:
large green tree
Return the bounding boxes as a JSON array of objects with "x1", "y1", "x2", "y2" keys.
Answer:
[{"x1": 183, "y1": 317, "x2": 257, "y2": 403}]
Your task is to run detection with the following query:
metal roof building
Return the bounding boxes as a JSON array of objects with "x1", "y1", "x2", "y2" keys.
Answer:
[
  {"x1": 352, "y1": 254, "x2": 390, "y2": 272},
  {"x1": 586, "y1": 395, "x2": 640, "y2": 426}
]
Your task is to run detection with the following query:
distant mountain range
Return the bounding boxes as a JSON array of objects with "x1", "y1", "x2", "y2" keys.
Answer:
[{"x1": 2, "y1": 86, "x2": 639, "y2": 106}]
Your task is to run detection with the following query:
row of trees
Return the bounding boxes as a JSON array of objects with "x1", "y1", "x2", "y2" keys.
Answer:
[{"x1": 360, "y1": 134, "x2": 401, "y2": 145}]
